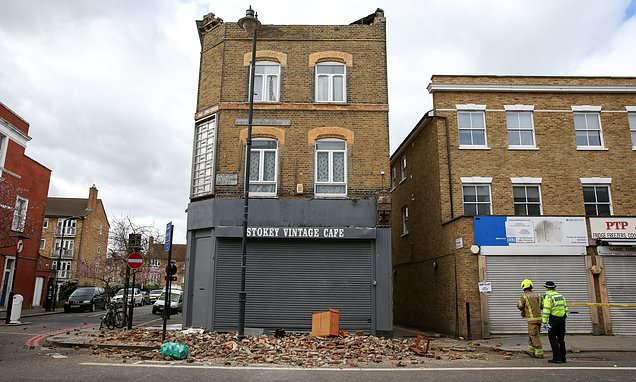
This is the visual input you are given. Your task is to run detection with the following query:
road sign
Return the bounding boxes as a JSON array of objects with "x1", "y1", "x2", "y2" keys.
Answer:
[
  {"x1": 16, "y1": 240, "x2": 23, "y2": 253},
  {"x1": 164, "y1": 222, "x2": 173, "y2": 252},
  {"x1": 127, "y1": 252, "x2": 144, "y2": 269}
]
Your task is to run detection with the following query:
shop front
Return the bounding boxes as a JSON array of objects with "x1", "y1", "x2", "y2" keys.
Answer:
[
  {"x1": 475, "y1": 216, "x2": 594, "y2": 335},
  {"x1": 591, "y1": 217, "x2": 636, "y2": 335}
]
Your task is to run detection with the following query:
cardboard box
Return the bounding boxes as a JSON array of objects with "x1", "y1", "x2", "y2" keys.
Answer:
[{"x1": 311, "y1": 308, "x2": 339, "y2": 337}]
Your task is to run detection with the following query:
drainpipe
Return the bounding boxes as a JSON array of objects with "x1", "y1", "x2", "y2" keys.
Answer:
[{"x1": 441, "y1": 116, "x2": 454, "y2": 219}]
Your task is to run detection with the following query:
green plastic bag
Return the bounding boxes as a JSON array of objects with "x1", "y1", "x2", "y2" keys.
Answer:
[{"x1": 160, "y1": 342, "x2": 189, "y2": 360}]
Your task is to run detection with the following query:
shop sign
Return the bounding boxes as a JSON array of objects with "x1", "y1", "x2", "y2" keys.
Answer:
[
  {"x1": 247, "y1": 227, "x2": 346, "y2": 239},
  {"x1": 590, "y1": 217, "x2": 636, "y2": 240},
  {"x1": 474, "y1": 216, "x2": 588, "y2": 247},
  {"x1": 478, "y1": 281, "x2": 492, "y2": 293}
]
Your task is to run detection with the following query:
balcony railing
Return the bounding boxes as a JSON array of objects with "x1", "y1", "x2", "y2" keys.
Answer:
[
  {"x1": 51, "y1": 248, "x2": 74, "y2": 258},
  {"x1": 56, "y1": 227, "x2": 77, "y2": 237},
  {"x1": 56, "y1": 269, "x2": 70, "y2": 279}
]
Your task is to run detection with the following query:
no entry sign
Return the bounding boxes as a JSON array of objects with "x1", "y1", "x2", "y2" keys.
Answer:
[{"x1": 127, "y1": 252, "x2": 144, "y2": 269}]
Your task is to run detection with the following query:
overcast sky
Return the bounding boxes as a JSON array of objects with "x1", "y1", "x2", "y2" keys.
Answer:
[{"x1": 1, "y1": 0, "x2": 635, "y2": 244}]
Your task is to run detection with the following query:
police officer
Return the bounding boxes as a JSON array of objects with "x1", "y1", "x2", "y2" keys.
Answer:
[
  {"x1": 517, "y1": 279, "x2": 544, "y2": 358},
  {"x1": 542, "y1": 280, "x2": 568, "y2": 364}
]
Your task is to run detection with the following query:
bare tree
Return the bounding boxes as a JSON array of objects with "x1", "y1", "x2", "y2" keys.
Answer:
[{"x1": 75, "y1": 215, "x2": 164, "y2": 289}]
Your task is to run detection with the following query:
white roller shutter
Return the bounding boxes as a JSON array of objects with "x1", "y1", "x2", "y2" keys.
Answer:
[
  {"x1": 602, "y1": 255, "x2": 636, "y2": 335},
  {"x1": 486, "y1": 255, "x2": 593, "y2": 334}
]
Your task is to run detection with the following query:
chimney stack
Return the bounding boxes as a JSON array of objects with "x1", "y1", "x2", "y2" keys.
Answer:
[{"x1": 87, "y1": 184, "x2": 98, "y2": 211}]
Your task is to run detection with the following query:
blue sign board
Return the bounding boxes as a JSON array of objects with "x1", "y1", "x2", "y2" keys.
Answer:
[
  {"x1": 164, "y1": 222, "x2": 173, "y2": 252},
  {"x1": 473, "y1": 216, "x2": 509, "y2": 246}
]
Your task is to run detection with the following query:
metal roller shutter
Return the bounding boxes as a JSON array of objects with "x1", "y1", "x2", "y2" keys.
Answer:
[
  {"x1": 602, "y1": 256, "x2": 636, "y2": 335},
  {"x1": 486, "y1": 255, "x2": 593, "y2": 334},
  {"x1": 214, "y1": 239, "x2": 373, "y2": 333}
]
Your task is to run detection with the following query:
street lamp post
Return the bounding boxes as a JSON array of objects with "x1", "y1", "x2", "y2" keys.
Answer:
[
  {"x1": 237, "y1": 6, "x2": 261, "y2": 339},
  {"x1": 52, "y1": 216, "x2": 83, "y2": 311}
]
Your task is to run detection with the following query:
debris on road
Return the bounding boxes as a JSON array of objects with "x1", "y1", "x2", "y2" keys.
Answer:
[{"x1": 86, "y1": 328, "x2": 498, "y2": 367}]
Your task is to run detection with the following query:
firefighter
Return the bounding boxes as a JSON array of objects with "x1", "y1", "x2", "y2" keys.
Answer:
[
  {"x1": 542, "y1": 280, "x2": 568, "y2": 364},
  {"x1": 517, "y1": 279, "x2": 544, "y2": 358}
]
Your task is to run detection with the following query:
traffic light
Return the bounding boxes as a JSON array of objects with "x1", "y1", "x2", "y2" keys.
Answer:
[{"x1": 166, "y1": 262, "x2": 177, "y2": 276}]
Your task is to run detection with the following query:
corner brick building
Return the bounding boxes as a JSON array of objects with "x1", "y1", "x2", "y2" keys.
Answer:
[
  {"x1": 185, "y1": 9, "x2": 392, "y2": 335},
  {"x1": 40, "y1": 185, "x2": 110, "y2": 294},
  {"x1": 0, "y1": 102, "x2": 51, "y2": 309},
  {"x1": 391, "y1": 75, "x2": 636, "y2": 338}
]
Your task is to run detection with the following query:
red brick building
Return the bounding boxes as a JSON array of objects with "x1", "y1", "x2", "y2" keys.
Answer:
[{"x1": 0, "y1": 101, "x2": 52, "y2": 309}]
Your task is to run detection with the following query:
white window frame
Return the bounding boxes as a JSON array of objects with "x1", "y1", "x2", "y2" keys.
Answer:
[
  {"x1": 150, "y1": 259, "x2": 161, "y2": 267},
  {"x1": 400, "y1": 155, "x2": 407, "y2": 182},
  {"x1": 253, "y1": 61, "x2": 280, "y2": 103},
  {"x1": 52, "y1": 260, "x2": 72, "y2": 279},
  {"x1": 43, "y1": 217, "x2": 49, "y2": 228},
  {"x1": 391, "y1": 165, "x2": 397, "y2": 189},
  {"x1": 315, "y1": 62, "x2": 346, "y2": 103},
  {"x1": 627, "y1": 106, "x2": 636, "y2": 150},
  {"x1": 40, "y1": 239, "x2": 46, "y2": 250},
  {"x1": 314, "y1": 138, "x2": 347, "y2": 197},
  {"x1": 11, "y1": 196, "x2": 28, "y2": 232},
  {"x1": 505, "y1": 106, "x2": 537, "y2": 149},
  {"x1": 572, "y1": 106, "x2": 605, "y2": 150},
  {"x1": 401, "y1": 206, "x2": 409, "y2": 235},
  {"x1": 249, "y1": 138, "x2": 278, "y2": 197},
  {"x1": 56, "y1": 218, "x2": 77, "y2": 236},
  {"x1": 0, "y1": 133, "x2": 8, "y2": 174},
  {"x1": 191, "y1": 116, "x2": 216, "y2": 198},
  {"x1": 456, "y1": 105, "x2": 488, "y2": 149},
  {"x1": 54, "y1": 239, "x2": 75, "y2": 258},
  {"x1": 461, "y1": 177, "x2": 492, "y2": 216},
  {"x1": 580, "y1": 178, "x2": 613, "y2": 216},
  {"x1": 512, "y1": 184, "x2": 543, "y2": 216}
]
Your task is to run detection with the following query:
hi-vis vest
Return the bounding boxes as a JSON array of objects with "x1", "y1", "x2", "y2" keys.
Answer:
[
  {"x1": 517, "y1": 291, "x2": 543, "y2": 322},
  {"x1": 542, "y1": 290, "x2": 568, "y2": 324}
]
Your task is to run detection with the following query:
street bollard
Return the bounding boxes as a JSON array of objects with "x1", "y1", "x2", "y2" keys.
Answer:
[{"x1": 10, "y1": 294, "x2": 24, "y2": 324}]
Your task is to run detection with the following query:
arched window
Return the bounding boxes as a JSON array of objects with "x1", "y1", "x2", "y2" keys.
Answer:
[
  {"x1": 315, "y1": 62, "x2": 346, "y2": 102},
  {"x1": 253, "y1": 61, "x2": 280, "y2": 102},
  {"x1": 249, "y1": 138, "x2": 278, "y2": 196},
  {"x1": 315, "y1": 138, "x2": 347, "y2": 196}
]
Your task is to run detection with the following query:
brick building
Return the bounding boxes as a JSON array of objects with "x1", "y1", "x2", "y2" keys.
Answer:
[
  {"x1": 146, "y1": 237, "x2": 186, "y2": 288},
  {"x1": 185, "y1": 9, "x2": 392, "y2": 335},
  {"x1": 391, "y1": 75, "x2": 636, "y2": 338},
  {"x1": 0, "y1": 101, "x2": 51, "y2": 309},
  {"x1": 40, "y1": 185, "x2": 110, "y2": 294}
]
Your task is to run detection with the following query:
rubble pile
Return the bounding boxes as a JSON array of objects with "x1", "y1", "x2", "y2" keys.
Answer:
[{"x1": 90, "y1": 328, "x2": 492, "y2": 367}]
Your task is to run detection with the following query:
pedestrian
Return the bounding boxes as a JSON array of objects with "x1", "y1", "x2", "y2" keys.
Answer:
[
  {"x1": 517, "y1": 279, "x2": 544, "y2": 358},
  {"x1": 542, "y1": 280, "x2": 568, "y2": 364}
]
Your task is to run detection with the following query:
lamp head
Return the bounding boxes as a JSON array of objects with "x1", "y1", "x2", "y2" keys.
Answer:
[{"x1": 238, "y1": 6, "x2": 261, "y2": 35}]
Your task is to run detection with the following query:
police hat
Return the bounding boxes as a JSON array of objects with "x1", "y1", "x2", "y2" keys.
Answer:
[{"x1": 544, "y1": 281, "x2": 557, "y2": 288}]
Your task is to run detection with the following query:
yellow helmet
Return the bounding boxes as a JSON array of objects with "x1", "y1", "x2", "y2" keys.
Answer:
[{"x1": 520, "y1": 279, "x2": 533, "y2": 290}]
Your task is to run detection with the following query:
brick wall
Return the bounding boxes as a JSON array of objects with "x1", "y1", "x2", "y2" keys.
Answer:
[{"x1": 194, "y1": 11, "x2": 389, "y2": 201}]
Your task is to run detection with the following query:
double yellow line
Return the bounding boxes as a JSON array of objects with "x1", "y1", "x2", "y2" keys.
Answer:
[{"x1": 569, "y1": 302, "x2": 636, "y2": 308}]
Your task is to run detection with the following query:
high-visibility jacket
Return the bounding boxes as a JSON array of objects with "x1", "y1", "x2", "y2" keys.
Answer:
[
  {"x1": 517, "y1": 290, "x2": 543, "y2": 323},
  {"x1": 542, "y1": 289, "x2": 568, "y2": 324}
]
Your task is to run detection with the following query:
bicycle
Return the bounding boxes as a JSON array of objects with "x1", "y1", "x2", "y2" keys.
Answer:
[{"x1": 100, "y1": 302, "x2": 127, "y2": 329}]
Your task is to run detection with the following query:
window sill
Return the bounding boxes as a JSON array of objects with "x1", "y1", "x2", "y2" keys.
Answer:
[
  {"x1": 459, "y1": 145, "x2": 490, "y2": 150},
  {"x1": 576, "y1": 147, "x2": 608, "y2": 151},
  {"x1": 313, "y1": 101, "x2": 348, "y2": 105},
  {"x1": 314, "y1": 195, "x2": 348, "y2": 199},
  {"x1": 254, "y1": 101, "x2": 281, "y2": 104},
  {"x1": 399, "y1": 177, "x2": 407, "y2": 184},
  {"x1": 508, "y1": 146, "x2": 539, "y2": 150},
  {"x1": 401, "y1": 232, "x2": 409, "y2": 238},
  {"x1": 248, "y1": 194, "x2": 278, "y2": 198}
]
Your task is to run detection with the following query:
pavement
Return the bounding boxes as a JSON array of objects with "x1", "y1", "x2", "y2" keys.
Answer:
[
  {"x1": 394, "y1": 325, "x2": 636, "y2": 353},
  {"x1": 0, "y1": 306, "x2": 64, "y2": 321},
  {"x1": 42, "y1": 324, "x2": 636, "y2": 354}
]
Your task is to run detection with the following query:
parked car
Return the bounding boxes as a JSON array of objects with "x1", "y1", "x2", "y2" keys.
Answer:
[
  {"x1": 64, "y1": 287, "x2": 107, "y2": 313},
  {"x1": 148, "y1": 289, "x2": 164, "y2": 303},
  {"x1": 152, "y1": 291, "x2": 183, "y2": 315},
  {"x1": 110, "y1": 288, "x2": 143, "y2": 306},
  {"x1": 140, "y1": 291, "x2": 150, "y2": 305}
]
